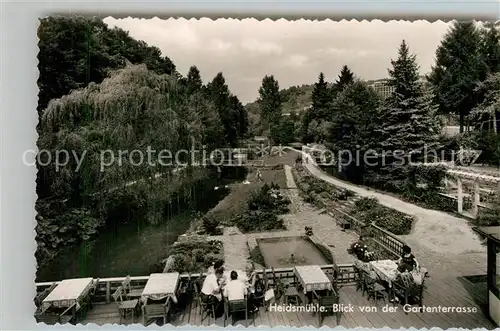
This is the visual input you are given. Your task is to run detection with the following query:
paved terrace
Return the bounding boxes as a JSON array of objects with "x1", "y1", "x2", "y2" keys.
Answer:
[
  {"x1": 47, "y1": 151, "x2": 497, "y2": 328},
  {"x1": 82, "y1": 275, "x2": 495, "y2": 328}
]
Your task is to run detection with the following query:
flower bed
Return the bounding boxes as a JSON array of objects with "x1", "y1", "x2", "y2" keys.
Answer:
[
  {"x1": 293, "y1": 165, "x2": 355, "y2": 205},
  {"x1": 293, "y1": 164, "x2": 414, "y2": 236},
  {"x1": 234, "y1": 183, "x2": 289, "y2": 232},
  {"x1": 351, "y1": 197, "x2": 414, "y2": 235},
  {"x1": 166, "y1": 239, "x2": 223, "y2": 273}
]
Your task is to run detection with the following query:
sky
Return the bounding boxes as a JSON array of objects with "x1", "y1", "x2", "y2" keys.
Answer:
[{"x1": 104, "y1": 18, "x2": 452, "y2": 104}]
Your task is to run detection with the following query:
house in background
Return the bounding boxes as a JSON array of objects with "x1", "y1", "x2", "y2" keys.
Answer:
[
  {"x1": 473, "y1": 226, "x2": 500, "y2": 326},
  {"x1": 367, "y1": 75, "x2": 428, "y2": 100}
]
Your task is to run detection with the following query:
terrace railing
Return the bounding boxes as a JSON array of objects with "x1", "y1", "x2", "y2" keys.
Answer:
[
  {"x1": 368, "y1": 223, "x2": 405, "y2": 258},
  {"x1": 35, "y1": 264, "x2": 357, "y2": 304},
  {"x1": 326, "y1": 203, "x2": 406, "y2": 259}
]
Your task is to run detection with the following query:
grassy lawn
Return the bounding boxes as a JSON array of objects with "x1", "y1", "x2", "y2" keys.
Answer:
[{"x1": 206, "y1": 168, "x2": 288, "y2": 225}]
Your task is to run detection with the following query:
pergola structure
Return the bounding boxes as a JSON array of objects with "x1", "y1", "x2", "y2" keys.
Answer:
[{"x1": 442, "y1": 168, "x2": 500, "y2": 218}]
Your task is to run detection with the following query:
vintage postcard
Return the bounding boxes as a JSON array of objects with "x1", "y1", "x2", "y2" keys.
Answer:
[{"x1": 34, "y1": 16, "x2": 500, "y2": 328}]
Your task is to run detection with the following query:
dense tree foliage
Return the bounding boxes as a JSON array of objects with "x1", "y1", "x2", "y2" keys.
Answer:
[
  {"x1": 334, "y1": 65, "x2": 355, "y2": 93},
  {"x1": 310, "y1": 72, "x2": 331, "y2": 121},
  {"x1": 36, "y1": 17, "x2": 249, "y2": 269},
  {"x1": 429, "y1": 21, "x2": 486, "y2": 132},
  {"x1": 328, "y1": 80, "x2": 382, "y2": 183},
  {"x1": 301, "y1": 73, "x2": 334, "y2": 143},
  {"x1": 185, "y1": 65, "x2": 203, "y2": 95},
  {"x1": 206, "y1": 73, "x2": 248, "y2": 147},
  {"x1": 36, "y1": 64, "x2": 224, "y2": 268},
  {"x1": 480, "y1": 23, "x2": 500, "y2": 75},
  {"x1": 37, "y1": 16, "x2": 177, "y2": 119},
  {"x1": 257, "y1": 75, "x2": 283, "y2": 141}
]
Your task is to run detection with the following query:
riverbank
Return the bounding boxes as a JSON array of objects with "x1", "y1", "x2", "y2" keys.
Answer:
[{"x1": 36, "y1": 172, "x2": 242, "y2": 282}]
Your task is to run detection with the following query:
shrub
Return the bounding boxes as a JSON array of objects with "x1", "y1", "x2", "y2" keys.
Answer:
[
  {"x1": 248, "y1": 183, "x2": 290, "y2": 214},
  {"x1": 202, "y1": 216, "x2": 221, "y2": 235},
  {"x1": 476, "y1": 192, "x2": 500, "y2": 226},
  {"x1": 249, "y1": 246, "x2": 266, "y2": 266},
  {"x1": 355, "y1": 197, "x2": 378, "y2": 211},
  {"x1": 168, "y1": 239, "x2": 223, "y2": 273},
  {"x1": 352, "y1": 198, "x2": 414, "y2": 235},
  {"x1": 235, "y1": 211, "x2": 286, "y2": 233}
]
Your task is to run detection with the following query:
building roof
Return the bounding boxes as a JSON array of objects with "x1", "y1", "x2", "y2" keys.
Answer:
[{"x1": 473, "y1": 226, "x2": 500, "y2": 244}]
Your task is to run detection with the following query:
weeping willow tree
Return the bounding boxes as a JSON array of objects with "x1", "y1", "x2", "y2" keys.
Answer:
[{"x1": 36, "y1": 64, "x2": 225, "y2": 268}]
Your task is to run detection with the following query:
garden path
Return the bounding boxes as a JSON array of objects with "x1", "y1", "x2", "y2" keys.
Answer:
[{"x1": 298, "y1": 152, "x2": 487, "y2": 277}]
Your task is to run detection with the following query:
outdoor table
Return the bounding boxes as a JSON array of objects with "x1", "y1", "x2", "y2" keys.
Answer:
[
  {"x1": 370, "y1": 260, "x2": 398, "y2": 287},
  {"x1": 42, "y1": 277, "x2": 94, "y2": 311},
  {"x1": 370, "y1": 260, "x2": 427, "y2": 287},
  {"x1": 294, "y1": 265, "x2": 332, "y2": 293},
  {"x1": 370, "y1": 259, "x2": 427, "y2": 303},
  {"x1": 141, "y1": 272, "x2": 180, "y2": 304}
]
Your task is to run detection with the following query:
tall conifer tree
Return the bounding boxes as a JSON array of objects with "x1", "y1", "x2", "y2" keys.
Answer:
[
  {"x1": 335, "y1": 65, "x2": 355, "y2": 92},
  {"x1": 376, "y1": 40, "x2": 440, "y2": 190},
  {"x1": 258, "y1": 75, "x2": 282, "y2": 140}
]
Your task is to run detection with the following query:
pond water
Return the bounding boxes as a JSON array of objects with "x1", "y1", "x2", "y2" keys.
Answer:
[
  {"x1": 36, "y1": 169, "x2": 246, "y2": 282},
  {"x1": 257, "y1": 236, "x2": 329, "y2": 268}
]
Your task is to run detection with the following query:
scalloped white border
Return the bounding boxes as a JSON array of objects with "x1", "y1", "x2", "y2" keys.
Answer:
[{"x1": 1, "y1": 1, "x2": 499, "y2": 329}]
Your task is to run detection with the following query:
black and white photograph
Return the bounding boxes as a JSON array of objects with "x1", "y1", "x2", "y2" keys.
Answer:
[{"x1": 31, "y1": 16, "x2": 500, "y2": 328}]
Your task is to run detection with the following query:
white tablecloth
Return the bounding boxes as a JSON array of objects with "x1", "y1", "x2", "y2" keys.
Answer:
[
  {"x1": 370, "y1": 260, "x2": 427, "y2": 287},
  {"x1": 142, "y1": 273, "x2": 180, "y2": 303},
  {"x1": 294, "y1": 265, "x2": 332, "y2": 293},
  {"x1": 42, "y1": 277, "x2": 94, "y2": 310},
  {"x1": 370, "y1": 260, "x2": 398, "y2": 286}
]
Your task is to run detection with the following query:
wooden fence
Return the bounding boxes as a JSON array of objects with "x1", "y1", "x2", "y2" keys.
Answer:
[{"x1": 35, "y1": 264, "x2": 357, "y2": 304}]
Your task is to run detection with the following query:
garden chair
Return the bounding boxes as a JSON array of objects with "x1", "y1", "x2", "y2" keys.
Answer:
[
  {"x1": 364, "y1": 278, "x2": 387, "y2": 305},
  {"x1": 252, "y1": 270, "x2": 267, "y2": 307},
  {"x1": 224, "y1": 295, "x2": 255, "y2": 327},
  {"x1": 142, "y1": 298, "x2": 171, "y2": 326},
  {"x1": 193, "y1": 281, "x2": 216, "y2": 324},
  {"x1": 353, "y1": 266, "x2": 366, "y2": 294},
  {"x1": 312, "y1": 289, "x2": 341, "y2": 327},
  {"x1": 122, "y1": 275, "x2": 143, "y2": 299},
  {"x1": 79, "y1": 278, "x2": 99, "y2": 319},
  {"x1": 392, "y1": 273, "x2": 425, "y2": 313},
  {"x1": 35, "y1": 303, "x2": 77, "y2": 325},
  {"x1": 34, "y1": 283, "x2": 57, "y2": 310},
  {"x1": 112, "y1": 286, "x2": 139, "y2": 323}
]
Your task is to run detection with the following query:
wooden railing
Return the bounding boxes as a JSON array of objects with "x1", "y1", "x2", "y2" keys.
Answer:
[
  {"x1": 368, "y1": 223, "x2": 405, "y2": 258},
  {"x1": 295, "y1": 152, "x2": 407, "y2": 260},
  {"x1": 35, "y1": 263, "x2": 357, "y2": 304}
]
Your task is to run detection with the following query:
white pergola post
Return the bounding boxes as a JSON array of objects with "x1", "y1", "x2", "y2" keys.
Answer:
[
  {"x1": 457, "y1": 177, "x2": 463, "y2": 213},
  {"x1": 473, "y1": 181, "x2": 480, "y2": 218}
]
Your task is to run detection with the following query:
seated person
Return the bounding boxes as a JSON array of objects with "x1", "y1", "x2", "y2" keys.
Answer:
[
  {"x1": 201, "y1": 267, "x2": 225, "y2": 316},
  {"x1": 224, "y1": 270, "x2": 258, "y2": 312},
  {"x1": 245, "y1": 262, "x2": 256, "y2": 287},
  {"x1": 396, "y1": 245, "x2": 419, "y2": 273},
  {"x1": 252, "y1": 274, "x2": 266, "y2": 306},
  {"x1": 253, "y1": 275, "x2": 265, "y2": 297},
  {"x1": 207, "y1": 260, "x2": 224, "y2": 275}
]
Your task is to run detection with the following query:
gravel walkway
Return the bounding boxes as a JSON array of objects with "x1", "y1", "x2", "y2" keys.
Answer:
[{"x1": 297, "y1": 153, "x2": 487, "y2": 277}]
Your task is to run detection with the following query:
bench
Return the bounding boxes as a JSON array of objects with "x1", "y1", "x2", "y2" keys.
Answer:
[{"x1": 338, "y1": 218, "x2": 351, "y2": 230}]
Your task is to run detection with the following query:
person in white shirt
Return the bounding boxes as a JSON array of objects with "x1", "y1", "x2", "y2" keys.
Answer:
[
  {"x1": 224, "y1": 270, "x2": 258, "y2": 312},
  {"x1": 207, "y1": 260, "x2": 224, "y2": 275},
  {"x1": 201, "y1": 268, "x2": 225, "y2": 316}
]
